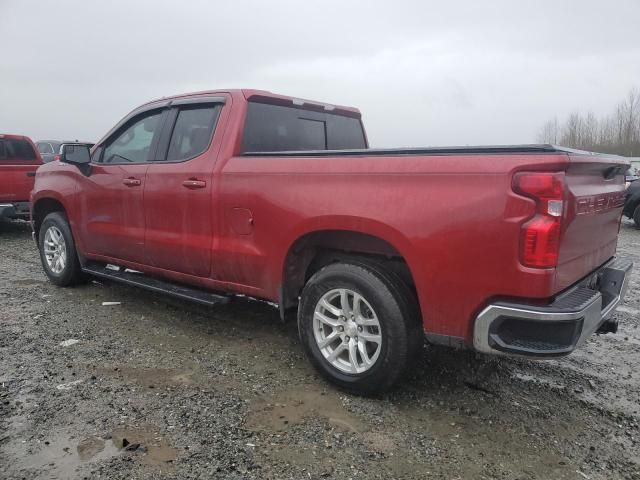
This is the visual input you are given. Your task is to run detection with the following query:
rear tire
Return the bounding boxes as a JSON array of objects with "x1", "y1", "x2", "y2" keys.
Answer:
[
  {"x1": 298, "y1": 261, "x2": 423, "y2": 395},
  {"x1": 38, "y1": 212, "x2": 84, "y2": 286},
  {"x1": 633, "y1": 204, "x2": 640, "y2": 228}
]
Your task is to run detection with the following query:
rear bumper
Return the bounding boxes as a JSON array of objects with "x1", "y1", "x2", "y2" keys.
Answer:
[
  {"x1": 0, "y1": 202, "x2": 30, "y2": 219},
  {"x1": 473, "y1": 257, "x2": 633, "y2": 357}
]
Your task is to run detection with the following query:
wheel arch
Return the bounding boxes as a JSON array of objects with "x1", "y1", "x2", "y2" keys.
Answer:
[
  {"x1": 32, "y1": 196, "x2": 68, "y2": 242},
  {"x1": 278, "y1": 217, "x2": 422, "y2": 321}
]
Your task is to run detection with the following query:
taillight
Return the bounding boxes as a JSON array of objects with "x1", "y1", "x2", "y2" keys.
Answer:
[
  {"x1": 513, "y1": 172, "x2": 565, "y2": 268},
  {"x1": 54, "y1": 154, "x2": 61, "y2": 162}
]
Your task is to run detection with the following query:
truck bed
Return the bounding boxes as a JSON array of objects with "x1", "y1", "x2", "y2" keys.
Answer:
[{"x1": 242, "y1": 144, "x2": 593, "y2": 157}]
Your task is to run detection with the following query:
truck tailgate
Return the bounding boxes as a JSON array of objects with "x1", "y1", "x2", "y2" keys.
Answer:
[{"x1": 555, "y1": 153, "x2": 628, "y2": 291}]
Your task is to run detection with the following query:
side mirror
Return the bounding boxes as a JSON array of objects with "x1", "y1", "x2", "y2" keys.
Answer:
[
  {"x1": 61, "y1": 144, "x2": 92, "y2": 176},
  {"x1": 61, "y1": 144, "x2": 91, "y2": 165}
]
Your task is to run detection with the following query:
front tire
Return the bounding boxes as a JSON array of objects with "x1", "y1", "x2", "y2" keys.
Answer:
[
  {"x1": 298, "y1": 262, "x2": 422, "y2": 395},
  {"x1": 38, "y1": 212, "x2": 84, "y2": 286}
]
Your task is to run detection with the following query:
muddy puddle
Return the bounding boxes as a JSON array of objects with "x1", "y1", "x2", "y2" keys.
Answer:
[
  {"x1": 3, "y1": 426, "x2": 177, "y2": 478},
  {"x1": 5, "y1": 431, "x2": 119, "y2": 478},
  {"x1": 247, "y1": 384, "x2": 364, "y2": 432},
  {"x1": 111, "y1": 425, "x2": 178, "y2": 466},
  {"x1": 247, "y1": 378, "x2": 591, "y2": 478},
  {"x1": 398, "y1": 402, "x2": 581, "y2": 479}
]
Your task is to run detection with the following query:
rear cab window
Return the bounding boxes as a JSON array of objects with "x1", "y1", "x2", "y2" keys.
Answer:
[
  {"x1": 0, "y1": 137, "x2": 39, "y2": 163},
  {"x1": 241, "y1": 99, "x2": 367, "y2": 153}
]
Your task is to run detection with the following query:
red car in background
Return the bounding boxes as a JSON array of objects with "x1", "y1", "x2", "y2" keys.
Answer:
[{"x1": 0, "y1": 134, "x2": 41, "y2": 220}]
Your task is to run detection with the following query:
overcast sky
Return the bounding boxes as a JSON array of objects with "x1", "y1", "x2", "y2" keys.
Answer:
[{"x1": 1, "y1": 0, "x2": 639, "y2": 147}]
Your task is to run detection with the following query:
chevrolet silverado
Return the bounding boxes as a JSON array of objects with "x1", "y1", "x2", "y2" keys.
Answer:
[{"x1": 31, "y1": 89, "x2": 633, "y2": 393}]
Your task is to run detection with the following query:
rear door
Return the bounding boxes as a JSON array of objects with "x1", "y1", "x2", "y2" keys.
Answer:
[
  {"x1": 0, "y1": 135, "x2": 41, "y2": 203},
  {"x1": 555, "y1": 153, "x2": 629, "y2": 290},
  {"x1": 77, "y1": 108, "x2": 166, "y2": 264},
  {"x1": 142, "y1": 97, "x2": 226, "y2": 277}
]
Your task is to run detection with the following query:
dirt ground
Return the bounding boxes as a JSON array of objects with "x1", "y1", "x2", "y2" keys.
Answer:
[{"x1": 1, "y1": 219, "x2": 639, "y2": 480}]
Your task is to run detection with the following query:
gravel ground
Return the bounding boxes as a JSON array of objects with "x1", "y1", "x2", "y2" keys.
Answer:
[{"x1": 1, "y1": 219, "x2": 639, "y2": 480}]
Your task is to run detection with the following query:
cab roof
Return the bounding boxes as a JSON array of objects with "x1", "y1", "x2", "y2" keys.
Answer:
[{"x1": 138, "y1": 89, "x2": 361, "y2": 117}]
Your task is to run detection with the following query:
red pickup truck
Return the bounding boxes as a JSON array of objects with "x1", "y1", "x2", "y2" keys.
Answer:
[
  {"x1": 31, "y1": 89, "x2": 632, "y2": 393},
  {"x1": 0, "y1": 134, "x2": 41, "y2": 220}
]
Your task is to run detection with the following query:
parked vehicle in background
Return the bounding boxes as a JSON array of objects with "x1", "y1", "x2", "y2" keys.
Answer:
[
  {"x1": 36, "y1": 140, "x2": 94, "y2": 163},
  {"x1": 0, "y1": 134, "x2": 41, "y2": 220},
  {"x1": 30, "y1": 89, "x2": 633, "y2": 394},
  {"x1": 36, "y1": 140, "x2": 62, "y2": 163},
  {"x1": 624, "y1": 179, "x2": 640, "y2": 227},
  {"x1": 625, "y1": 167, "x2": 639, "y2": 188}
]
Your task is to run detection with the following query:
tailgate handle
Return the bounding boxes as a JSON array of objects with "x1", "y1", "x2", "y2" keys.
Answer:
[
  {"x1": 122, "y1": 177, "x2": 142, "y2": 187},
  {"x1": 182, "y1": 179, "x2": 206, "y2": 189},
  {"x1": 26, "y1": 172, "x2": 36, "y2": 177}
]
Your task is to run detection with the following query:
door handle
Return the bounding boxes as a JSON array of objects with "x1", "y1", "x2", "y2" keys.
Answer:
[
  {"x1": 26, "y1": 172, "x2": 36, "y2": 177},
  {"x1": 182, "y1": 179, "x2": 207, "y2": 189},
  {"x1": 123, "y1": 177, "x2": 142, "y2": 187}
]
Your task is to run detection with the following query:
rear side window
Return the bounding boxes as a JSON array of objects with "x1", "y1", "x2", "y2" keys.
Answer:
[
  {"x1": 166, "y1": 105, "x2": 221, "y2": 161},
  {"x1": 241, "y1": 101, "x2": 366, "y2": 153},
  {"x1": 0, "y1": 138, "x2": 38, "y2": 162}
]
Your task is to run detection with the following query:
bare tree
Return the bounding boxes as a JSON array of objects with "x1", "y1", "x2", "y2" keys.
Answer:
[
  {"x1": 581, "y1": 112, "x2": 598, "y2": 150},
  {"x1": 537, "y1": 87, "x2": 640, "y2": 156},
  {"x1": 536, "y1": 117, "x2": 559, "y2": 144},
  {"x1": 560, "y1": 112, "x2": 583, "y2": 148},
  {"x1": 617, "y1": 89, "x2": 640, "y2": 154}
]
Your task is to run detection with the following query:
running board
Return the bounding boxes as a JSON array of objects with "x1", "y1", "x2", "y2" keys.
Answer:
[{"x1": 82, "y1": 263, "x2": 231, "y2": 306}]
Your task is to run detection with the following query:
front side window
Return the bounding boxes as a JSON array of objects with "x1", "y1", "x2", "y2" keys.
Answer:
[
  {"x1": 166, "y1": 106, "x2": 220, "y2": 161},
  {"x1": 102, "y1": 111, "x2": 163, "y2": 163},
  {"x1": 37, "y1": 142, "x2": 53, "y2": 154}
]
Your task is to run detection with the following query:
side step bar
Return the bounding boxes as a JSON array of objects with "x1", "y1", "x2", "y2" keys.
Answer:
[{"x1": 82, "y1": 263, "x2": 231, "y2": 307}]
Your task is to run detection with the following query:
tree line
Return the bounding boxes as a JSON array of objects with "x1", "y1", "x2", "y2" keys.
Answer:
[{"x1": 536, "y1": 88, "x2": 640, "y2": 157}]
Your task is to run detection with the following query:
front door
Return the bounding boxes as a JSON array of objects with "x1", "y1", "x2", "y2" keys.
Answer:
[
  {"x1": 143, "y1": 100, "x2": 224, "y2": 277},
  {"x1": 78, "y1": 108, "x2": 166, "y2": 264}
]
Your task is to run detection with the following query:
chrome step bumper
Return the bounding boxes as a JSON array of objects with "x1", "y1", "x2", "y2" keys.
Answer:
[{"x1": 473, "y1": 257, "x2": 633, "y2": 357}]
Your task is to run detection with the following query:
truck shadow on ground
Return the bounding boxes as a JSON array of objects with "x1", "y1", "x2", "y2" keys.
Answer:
[
  {"x1": 0, "y1": 219, "x2": 32, "y2": 237},
  {"x1": 78, "y1": 274, "x2": 531, "y2": 400}
]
